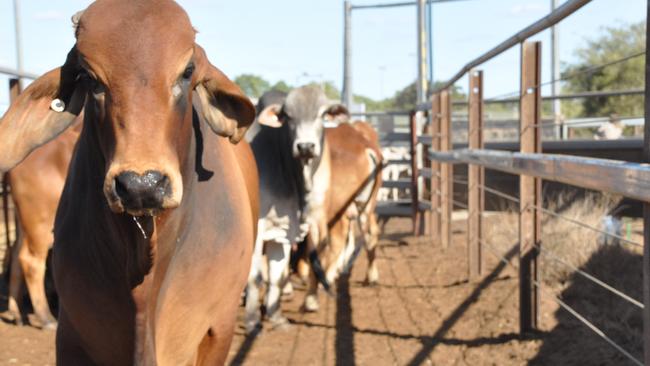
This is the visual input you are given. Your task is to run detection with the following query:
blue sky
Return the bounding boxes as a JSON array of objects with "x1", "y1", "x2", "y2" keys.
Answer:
[{"x1": 0, "y1": 0, "x2": 646, "y2": 111}]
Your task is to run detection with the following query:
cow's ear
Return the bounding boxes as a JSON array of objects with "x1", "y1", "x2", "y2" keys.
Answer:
[
  {"x1": 0, "y1": 46, "x2": 85, "y2": 172},
  {"x1": 322, "y1": 104, "x2": 350, "y2": 123},
  {"x1": 257, "y1": 104, "x2": 283, "y2": 128},
  {"x1": 193, "y1": 45, "x2": 255, "y2": 144}
]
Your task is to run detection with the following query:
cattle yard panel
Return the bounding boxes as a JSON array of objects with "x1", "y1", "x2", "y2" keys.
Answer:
[{"x1": 420, "y1": 2, "x2": 650, "y2": 362}]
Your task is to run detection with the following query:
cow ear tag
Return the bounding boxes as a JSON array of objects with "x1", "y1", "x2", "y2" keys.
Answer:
[{"x1": 50, "y1": 99, "x2": 66, "y2": 113}]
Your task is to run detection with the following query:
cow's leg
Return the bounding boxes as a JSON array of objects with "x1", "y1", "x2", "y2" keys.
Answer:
[
  {"x1": 18, "y1": 228, "x2": 56, "y2": 329},
  {"x1": 4, "y1": 233, "x2": 24, "y2": 325},
  {"x1": 244, "y1": 220, "x2": 265, "y2": 334},
  {"x1": 196, "y1": 300, "x2": 239, "y2": 366},
  {"x1": 56, "y1": 309, "x2": 95, "y2": 365},
  {"x1": 303, "y1": 212, "x2": 332, "y2": 313},
  {"x1": 281, "y1": 264, "x2": 294, "y2": 301},
  {"x1": 265, "y1": 240, "x2": 291, "y2": 330},
  {"x1": 365, "y1": 212, "x2": 380, "y2": 285}
]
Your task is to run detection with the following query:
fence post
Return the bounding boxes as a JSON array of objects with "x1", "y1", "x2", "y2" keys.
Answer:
[
  {"x1": 519, "y1": 41, "x2": 542, "y2": 334},
  {"x1": 430, "y1": 94, "x2": 441, "y2": 245},
  {"x1": 468, "y1": 70, "x2": 484, "y2": 279},
  {"x1": 642, "y1": 1, "x2": 650, "y2": 363},
  {"x1": 440, "y1": 89, "x2": 452, "y2": 248},
  {"x1": 409, "y1": 110, "x2": 421, "y2": 235}
]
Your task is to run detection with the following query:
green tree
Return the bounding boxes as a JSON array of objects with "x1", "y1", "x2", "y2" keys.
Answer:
[
  {"x1": 234, "y1": 74, "x2": 270, "y2": 99},
  {"x1": 271, "y1": 81, "x2": 292, "y2": 93},
  {"x1": 561, "y1": 22, "x2": 645, "y2": 118}
]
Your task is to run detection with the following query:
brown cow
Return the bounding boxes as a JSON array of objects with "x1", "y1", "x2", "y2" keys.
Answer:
[
  {"x1": 303, "y1": 121, "x2": 383, "y2": 311},
  {"x1": 3, "y1": 118, "x2": 80, "y2": 329},
  {"x1": 0, "y1": 1, "x2": 257, "y2": 364}
]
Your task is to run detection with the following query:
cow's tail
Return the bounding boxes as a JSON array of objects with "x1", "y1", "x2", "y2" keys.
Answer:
[
  {"x1": 292, "y1": 236, "x2": 332, "y2": 294},
  {"x1": 309, "y1": 248, "x2": 332, "y2": 294}
]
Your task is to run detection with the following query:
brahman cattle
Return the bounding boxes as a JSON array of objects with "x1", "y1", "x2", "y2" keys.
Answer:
[
  {"x1": 303, "y1": 121, "x2": 383, "y2": 312},
  {"x1": 2, "y1": 118, "x2": 80, "y2": 329},
  {"x1": 244, "y1": 86, "x2": 346, "y2": 331},
  {"x1": 0, "y1": 1, "x2": 257, "y2": 364}
]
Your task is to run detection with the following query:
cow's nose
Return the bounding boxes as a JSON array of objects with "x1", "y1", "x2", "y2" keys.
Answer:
[
  {"x1": 113, "y1": 170, "x2": 171, "y2": 213},
  {"x1": 297, "y1": 142, "x2": 316, "y2": 158}
]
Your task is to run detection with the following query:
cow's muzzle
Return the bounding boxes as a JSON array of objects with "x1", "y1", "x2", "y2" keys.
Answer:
[
  {"x1": 296, "y1": 142, "x2": 316, "y2": 159},
  {"x1": 112, "y1": 170, "x2": 171, "y2": 216}
]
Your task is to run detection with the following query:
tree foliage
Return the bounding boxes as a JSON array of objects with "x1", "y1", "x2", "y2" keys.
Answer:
[
  {"x1": 234, "y1": 74, "x2": 270, "y2": 99},
  {"x1": 561, "y1": 22, "x2": 645, "y2": 118}
]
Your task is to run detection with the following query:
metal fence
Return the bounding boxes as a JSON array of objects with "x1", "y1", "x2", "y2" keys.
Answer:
[{"x1": 411, "y1": 0, "x2": 650, "y2": 364}]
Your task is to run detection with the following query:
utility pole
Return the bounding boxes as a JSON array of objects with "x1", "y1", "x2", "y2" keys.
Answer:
[
  {"x1": 551, "y1": 0, "x2": 562, "y2": 139},
  {"x1": 13, "y1": 0, "x2": 24, "y2": 82},
  {"x1": 427, "y1": 0, "x2": 433, "y2": 88},
  {"x1": 342, "y1": 1, "x2": 353, "y2": 108},
  {"x1": 416, "y1": 0, "x2": 428, "y2": 104}
]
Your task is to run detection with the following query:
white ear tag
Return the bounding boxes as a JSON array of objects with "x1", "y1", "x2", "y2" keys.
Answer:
[{"x1": 50, "y1": 99, "x2": 65, "y2": 113}]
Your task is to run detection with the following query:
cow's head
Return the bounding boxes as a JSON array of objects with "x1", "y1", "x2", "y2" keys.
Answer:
[
  {"x1": 0, "y1": 0, "x2": 255, "y2": 216},
  {"x1": 257, "y1": 85, "x2": 348, "y2": 163}
]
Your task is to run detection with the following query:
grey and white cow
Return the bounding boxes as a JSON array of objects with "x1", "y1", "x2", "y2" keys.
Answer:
[{"x1": 244, "y1": 86, "x2": 345, "y2": 332}]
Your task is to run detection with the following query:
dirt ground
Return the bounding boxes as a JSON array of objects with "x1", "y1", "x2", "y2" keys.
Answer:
[{"x1": 0, "y1": 216, "x2": 643, "y2": 365}]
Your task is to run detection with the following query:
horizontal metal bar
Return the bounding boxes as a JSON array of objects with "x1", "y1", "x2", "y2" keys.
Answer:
[
  {"x1": 0, "y1": 66, "x2": 38, "y2": 80},
  {"x1": 417, "y1": 135, "x2": 433, "y2": 145},
  {"x1": 351, "y1": 0, "x2": 469, "y2": 10},
  {"x1": 452, "y1": 89, "x2": 646, "y2": 106},
  {"x1": 380, "y1": 132, "x2": 411, "y2": 142},
  {"x1": 428, "y1": 148, "x2": 650, "y2": 203},
  {"x1": 386, "y1": 159, "x2": 411, "y2": 166},
  {"x1": 382, "y1": 180, "x2": 411, "y2": 189},
  {"x1": 432, "y1": 0, "x2": 591, "y2": 93},
  {"x1": 350, "y1": 111, "x2": 411, "y2": 116}
]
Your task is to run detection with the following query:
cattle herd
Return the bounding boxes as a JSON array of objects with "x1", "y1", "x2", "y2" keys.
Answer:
[{"x1": 0, "y1": 0, "x2": 384, "y2": 364}]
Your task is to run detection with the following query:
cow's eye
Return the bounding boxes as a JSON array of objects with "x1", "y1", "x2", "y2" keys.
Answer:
[{"x1": 182, "y1": 63, "x2": 195, "y2": 80}]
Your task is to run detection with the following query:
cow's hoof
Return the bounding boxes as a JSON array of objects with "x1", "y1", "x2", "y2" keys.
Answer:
[
  {"x1": 41, "y1": 320, "x2": 58, "y2": 331},
  {"x1": 0, "y1": 310, "x2": 22, "y2": 326},
  {"x1": 245, "y1": 320, "x2": 262, "y2": 335},
  {"x1": 269, "y1": 315, "x2": 291, "y2": 331},
  {"x1": 303, "y1": 295, "x2": 320, "y2": 312},
  {"x1": 365, "y1": 268, "x2": 379, "y2": 286},
  {"x1": 27, "y1": 314, "x2": 57, "y2": 330},
  {"x1": 281, "y1": 283, "x2": 294, "y2": 302}
]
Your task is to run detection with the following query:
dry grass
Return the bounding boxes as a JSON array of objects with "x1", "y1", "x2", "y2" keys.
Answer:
[{"x1": 484, "y1": 193, "x2": 645, "y2": 364}]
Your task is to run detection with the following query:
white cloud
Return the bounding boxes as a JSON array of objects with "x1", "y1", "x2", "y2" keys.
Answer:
[
  {"x1": 33, "y1": 10, "x2": 65, "y2": 21},
  {"x1": 510, "y1": 3, "x2": 546, "y2": 16}
]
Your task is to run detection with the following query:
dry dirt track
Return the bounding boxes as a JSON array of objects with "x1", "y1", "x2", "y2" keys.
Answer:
[{"x1": 0, "y1": 217, "x2": 642, "y2": 365}]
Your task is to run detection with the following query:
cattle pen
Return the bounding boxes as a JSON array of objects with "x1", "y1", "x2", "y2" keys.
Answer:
[
  {"x1": 1, "y1": 0, "x2": 650, "y2": 365},
  {"x1": 357, "y1": 0, "x2": 650, "y2": 364}
]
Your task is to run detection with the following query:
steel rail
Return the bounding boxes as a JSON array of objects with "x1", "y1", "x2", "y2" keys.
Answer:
[
  {"x1": 0, "y1": 66, "x2": 37, "y2": 80},
  {"x1": 429, "y1": 148, "x2": 650, "y2": 203}
]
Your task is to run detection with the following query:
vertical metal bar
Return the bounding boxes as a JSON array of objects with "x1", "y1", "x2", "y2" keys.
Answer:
[
  {"x1": 342, "y1": 1, "x2": 353, "y2": 108},
  {"x1": 468, "y1": 70, "x2": 484, "y2": 279},
  {"x1": 409, "y1": 111, "x2": 421, "y2": 235},
  {"x1": 427, "y1": 0, "x2": 433, "y2": 85},
  {"x1": 551, "y1": 0, "x2": 562, "y2": 140},
  {"x1": 430, "y1": 94, "x2": 441, "y2": 245},
  {"x1": 519, "y1": 41, "x2": 542, "y2": 334},
  {"x1": 642, "y1": 2, "x2": 650, "y2": 363},
  {"x1": 13, "y1": 0, "x2": 24, "y2": 85},
  {"x1": 416, "y1": 0, "x2": 428, "y2": 104},
  {"x1": 440, "y1": 89, "x2": 452, "y2": 248}
]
